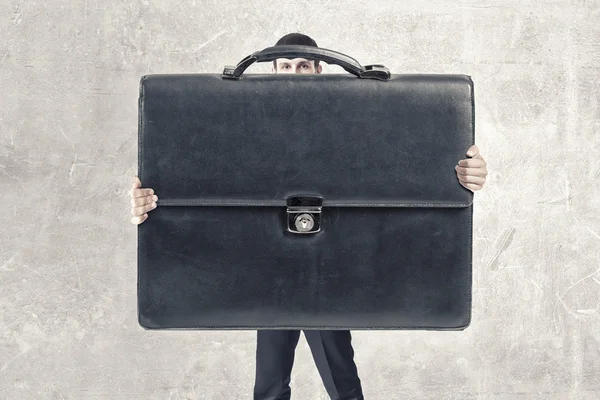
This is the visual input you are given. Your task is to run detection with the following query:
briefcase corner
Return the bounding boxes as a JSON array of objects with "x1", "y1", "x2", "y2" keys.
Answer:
[
  {"x1": 454, "y1": 311, "x2": 472, "y2": 331},
  {"x1": 138, "y1": 312, "x2": 160, "y2": 330}
]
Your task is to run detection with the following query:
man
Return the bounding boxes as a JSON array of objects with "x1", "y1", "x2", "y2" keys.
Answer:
[{"x1": 130, "y1": 33, "x2": 488, "y2": 400}]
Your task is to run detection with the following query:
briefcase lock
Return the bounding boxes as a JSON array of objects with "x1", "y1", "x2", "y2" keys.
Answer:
[{"x1": 286, "y1": 195, "x2": 323, "y2": 234}]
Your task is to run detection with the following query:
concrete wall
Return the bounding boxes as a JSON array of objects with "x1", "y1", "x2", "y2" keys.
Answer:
[{"x1": 1, "y1": 0, "x2": 599, "y2": 399}]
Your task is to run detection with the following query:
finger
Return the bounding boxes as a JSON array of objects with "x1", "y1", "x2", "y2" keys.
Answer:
[
  {"x1": 132, "y1": 176, "x2": 142, "y2": 188},
  {"x1": 457, "y1": 158, "x2": 486, "y2": 168},
  {"x1": 131, "y1": 188, "x2": 155, "y2": 199},
  {"x1": 459, "y1": 180, "x2": 482, "y2": 192},
  {"x1": 131, "y1": 177, "x2": 155, "y2": 195},
  {"x1": 132, "y1": 201, "x2": 157, "y2": 216},
  {"x1": 457, "y1": 174, "x2": 486, "y2": 185},
  {"x1": 455, "y1": 165, "x2": 488, "y2": 177},
  {"x1": 466, "y1": 145, "x2": 479, "y2": 157},
  {"x1": 131, "y1": 194, "x2": 158, "y2": 207},
  {"x1": 131, "y1": 213, "x2": 148, "y2": 225}
]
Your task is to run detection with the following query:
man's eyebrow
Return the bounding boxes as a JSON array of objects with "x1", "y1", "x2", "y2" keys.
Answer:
[{"x1": 279, "y1": 61, "x2": 310, "y2": 65}]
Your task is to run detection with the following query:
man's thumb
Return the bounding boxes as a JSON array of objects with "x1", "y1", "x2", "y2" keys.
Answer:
[{"x1": 132, "y1": 175, "x2": 141, "y2": 188}]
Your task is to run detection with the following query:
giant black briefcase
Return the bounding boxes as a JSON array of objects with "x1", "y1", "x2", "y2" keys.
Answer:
[{"x1": 137, "y1": 45, "x2": 474, "y2": 331}]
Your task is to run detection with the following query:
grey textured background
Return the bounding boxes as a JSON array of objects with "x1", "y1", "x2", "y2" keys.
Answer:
[{"x1": 1, "y1": 0, "x2": 599, "y2": 399}]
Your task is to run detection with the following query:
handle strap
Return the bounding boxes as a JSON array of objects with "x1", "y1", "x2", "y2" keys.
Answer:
[{"x1": 222, "y1": 45, "x2": 390, "y2": 81}]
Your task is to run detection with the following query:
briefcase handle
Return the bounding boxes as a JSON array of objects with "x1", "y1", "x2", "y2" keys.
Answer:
[{"x1": 222, "y1": 45, "x2": 391, "y2": 81}]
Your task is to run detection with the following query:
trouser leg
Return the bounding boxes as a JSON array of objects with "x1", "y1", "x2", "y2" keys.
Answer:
[
  {"x1": 253, "y1": 329, "x2": 301, "y2": 400},
  {"x1": 303, "y1": 330, "x2": 364, "y2": 400}
]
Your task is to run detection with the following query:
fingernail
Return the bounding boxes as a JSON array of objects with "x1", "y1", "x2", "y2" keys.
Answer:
[
  {"x1": 152, "y1": 202, "x2": 157, "y2": 207},
  {"x1": 153, "y1": 195, "x2": 158, "y2": 201},
  {"x1": 467, "y1": 151, "x2": 473, "y2": 156},
  {"x1": 149, "y1": 189, "x2": 154, "y2": 194}
]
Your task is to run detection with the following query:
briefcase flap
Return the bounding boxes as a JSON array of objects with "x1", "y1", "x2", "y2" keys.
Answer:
[{"x1": 138, "y1": 73, "x2": 474, "y2": 208}]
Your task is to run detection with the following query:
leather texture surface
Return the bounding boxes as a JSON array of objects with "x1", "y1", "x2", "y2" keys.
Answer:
[{"x1": 137, "y1": 71, "x2": 474, "y2": 330}]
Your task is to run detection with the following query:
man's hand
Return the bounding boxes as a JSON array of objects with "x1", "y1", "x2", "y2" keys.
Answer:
[
  {"x1": 130, "y1": 176, "x2": 158, "y2": 225},
  {"x1": 455, "y1": 145, "x2": 487, "y2": 192}
]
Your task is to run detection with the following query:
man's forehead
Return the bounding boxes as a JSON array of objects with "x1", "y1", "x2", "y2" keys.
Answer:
[{"x1": 276, "y1": 58, "x2": 314, "y2": 63}]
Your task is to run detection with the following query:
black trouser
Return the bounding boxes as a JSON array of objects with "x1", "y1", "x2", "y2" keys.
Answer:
[{"x1": 253, "y1": 329, "x2": 364, "y2": 400}]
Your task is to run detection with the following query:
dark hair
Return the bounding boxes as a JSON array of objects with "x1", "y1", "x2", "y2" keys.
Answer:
[{"x1": 272, "y1": 33, "x2": 320, "y2": 70}]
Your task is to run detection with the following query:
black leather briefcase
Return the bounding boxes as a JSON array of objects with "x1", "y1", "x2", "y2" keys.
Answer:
[{"x1": 137, "y1": 45, "x2": 474, "y2": 331}]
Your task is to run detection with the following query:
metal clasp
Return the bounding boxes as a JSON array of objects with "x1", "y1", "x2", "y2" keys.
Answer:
[
  {"x1": 286, "y1": 195, "x2": 323, "y2": 234},
  {"x1": 361, "y1": 64, "x2": 391, "y2": 80}
]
